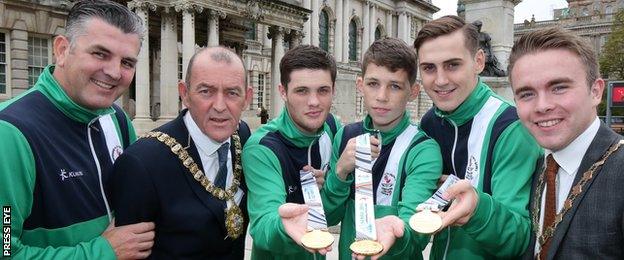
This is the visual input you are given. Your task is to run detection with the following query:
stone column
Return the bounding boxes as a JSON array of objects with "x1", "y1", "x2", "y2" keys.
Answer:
[
  {"x1": 289, "y1": 30, "x2": 303, "y2": 48},
  {"x1": 311, "y1": 0, "x2": 320, "y2": 46},
  {"x1": 334, "y1": 0, "x2": 343, "y2": 62},
  {"x1": 398, "y1": 11, "x2": 407, "y2": 43},
  {"x1": 462, "y1": 0, "x2": 520, "y2": 71},
  {"x1": 386, "y1": 11, "x2": 393, "y2": 38},
  {"x1": 342, "y1": 0, "x2": 350, "y2": 61},
  {"x1": 178, "y1": 4, "x2": 201, "y2": 81},
  {"x1": 362, "y1": 1, "x2": 370, "y2": 59},
  {"x1": 158, "y1": 9, "x2": 179, "y2": 122},
  {"x1": 302, "y1": 0, "x2": 311, "y2": 44},
  {"x1": 405, "y1": 14, "x2": 412, "y2": 43},
  {"x1": 208, "y1": 10, "x2": 224, "y2": 47},
  {"x1": 129, "y1": 2, "x2": 155, "y2": 132},
  {"x1": 9, "y1": 21, "x2": 28, "y2": 94},
  {"x1": 369, "y1": 4, "x2": 377, "y2": 41},
  {"x1": 268, "y1": 26, "x2": 285, "y2": 118}
]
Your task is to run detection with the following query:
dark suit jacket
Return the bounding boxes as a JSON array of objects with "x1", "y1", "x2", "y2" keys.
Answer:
[
  {"x1": 110, "y1": 110, "x2": 250, "y2": 259},
  {"x1": 523, "y1": 123, "x2": 624, "y2": 260}
]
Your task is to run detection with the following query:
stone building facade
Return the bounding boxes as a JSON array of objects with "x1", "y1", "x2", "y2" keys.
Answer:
[
  {"x1": 0, "y1": 0, "x2": 439, "y2": 133},
  {"x1": 514, "y1": 0, "x2": 624, "y2": 72}
]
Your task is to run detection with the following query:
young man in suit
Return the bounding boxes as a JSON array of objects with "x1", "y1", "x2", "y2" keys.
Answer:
[
  {"x1": 111, "y1": 47, "x2": 253, "y2": 259},
  {"x1": 323, "y1": 38, "x2": 442, "y2": 260},
  {"x1": 413, "y1": 15, "x2": 542, "y2": 259},
  {"x1": 242, "y1": 45, "x2": 341, "y2": 259},
  {"x1": 509, "y1": 27, "x2": 624, "y2": 259}
]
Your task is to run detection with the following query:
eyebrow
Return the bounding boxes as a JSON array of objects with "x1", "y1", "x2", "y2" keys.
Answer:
[
  {"x1": 513, "y1": 77, "x2": 574, "y2": 95},
  {"x1": 91, "y1": 44, "x2": 138, "y2": 64},
  {"x1": 419, "y1": 58, "x2": 463, "y2": 66}
]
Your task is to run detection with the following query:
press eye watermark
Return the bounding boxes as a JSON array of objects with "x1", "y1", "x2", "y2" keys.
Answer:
[{"x1": 2, "y1": 206, "x2": 10, "y2": 257}]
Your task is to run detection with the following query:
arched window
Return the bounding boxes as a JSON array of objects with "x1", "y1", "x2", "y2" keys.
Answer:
[
  {"x1": 319, "y1": 10, "x2": 329, "y2": 51},
  {"x1": 606, "y1": 5, "x2": 613, "y2": 14},
  {"x1": 582, "y1": 7, "x2": 590, "y2": 16},
  {"x1": 375, "y1": 26, "x2": 382, "y2": 41},
  {"x1": 349, "y1": 19, "x2": 357, "y2": 61}
]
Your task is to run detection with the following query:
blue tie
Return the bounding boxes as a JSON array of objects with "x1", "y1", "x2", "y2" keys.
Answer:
[{"x1": 215, "y1": 142, "x2": 229, "y2": 189}]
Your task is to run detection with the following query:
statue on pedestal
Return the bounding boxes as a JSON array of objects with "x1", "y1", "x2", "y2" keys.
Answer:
[{"x1": 473, "y1": 21, "x2": 506, "y2": 77}]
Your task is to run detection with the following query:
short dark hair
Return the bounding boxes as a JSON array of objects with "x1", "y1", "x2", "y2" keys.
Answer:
[
  {"x1": 185, "y1": 46, "x2": 248, "y2": 89},
  {"x1": 279, "y1": 45, "x2": 337, "y2": 89},
  {"x1": 413, "y1": 15, "x2": 479, "y2": 56},
  {"x1": 362, "y1": 38, "x2": 418, "y2": 85},
  {"x1": 66, "y1": 0, "x2": 144, "y2": 47},
  {"x1": 508, "y1": 27, "x2": 599, "y2": 86}
]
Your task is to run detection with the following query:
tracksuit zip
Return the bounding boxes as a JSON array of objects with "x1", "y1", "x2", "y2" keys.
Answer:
[{"x1": 87, "y1": 115, "x2": 114, "y2": 222}]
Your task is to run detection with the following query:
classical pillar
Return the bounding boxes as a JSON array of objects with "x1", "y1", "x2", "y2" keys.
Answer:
[
  {"x1": 178, "y1": 4, "x2": 201, "y2": 81},
  {"x1": 398, "y1": 11, "x2": 407, "y2": 43},
  {"x1": 302, "y1": 0, "x2": 311, "y2": 44},
  {"x1": 369, "y1": 4, "x2": 377, "y2": 42},
  {"x1": 263, "y1": 24, "x2": 271, "y2": 50},
  {"x1": 462, "y1": 0, "x2": 520, "y2": 71},
  {"x1": 311, "y1": 0, "x2": 320, "y2": 46},
  {"x1": 208, "y1": 10, "x2": 224, "y2": 47},
  {"x1": 268, "y1": 26, "x2": 285, "y2": 118},
  {"x1": 289, "y1": 30, "x2": 303, "y2": 48},
  {"x1": 362, "y1": 1, "x2": 370, "y2": 59},
  {"x1": 129, "y1": 2, "x2": 154, "y2": 132},
  {"x1": 405, "y1": 14, "x2": 412, "y2": 43},
  {"x1": 342, "y1": 0, "x2": 350, "y2": 61},
  {"x1": 386, "y1": 11, "x2": 393, "y2": 38},
  {"x1": 334, "y1": 0, "x2": 343, "y2": 62},
  {"x1": 158, "y1": 9, "x2": 179, "y2": 122}
]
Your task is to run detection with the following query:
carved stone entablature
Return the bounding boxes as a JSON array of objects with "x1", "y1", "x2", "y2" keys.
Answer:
[
  {"x1": 127, "y1": 1, "x2": 157, "y2": 12},
  {"x1": 242, "y1": 0, "x2": 265, "y2": 22},
  {"x1": 209, "y1": 9, "x2": 227, "y2": 21},
  {"x1": 174, "y1": 3, "x2": 204, "y2": 14}
]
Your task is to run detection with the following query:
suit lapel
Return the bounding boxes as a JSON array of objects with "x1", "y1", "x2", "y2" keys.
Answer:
[
  {"x1": 547, "y1": 123, "x2": 621, "y2": 258},
  {"x1": 526, "y1": 156, "x2": 545, "y2": 259},
  {"x1": 168, "y1": 111, "x2": 227, "y2": 232}
]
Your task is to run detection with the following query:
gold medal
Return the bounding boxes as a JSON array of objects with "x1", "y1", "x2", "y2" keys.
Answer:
[
  {"x1": 225, "y1": 203, "x2": 244, "y2": 239},
  {"x1": 301, "y1": 229, "x2": 334, "y2": 249},
  {"x1": 409, "y1": 209, "x2": 442, "y2": 234},
  {"x1": 349, "y1": 239, "x2": 383, "y2": 256}
]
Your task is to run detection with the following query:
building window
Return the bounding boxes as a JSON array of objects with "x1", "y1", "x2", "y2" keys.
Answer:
[
  {"x1": 375, "y1": 26, "x2": 382, "y2": 41},
  {"x1": 28, "y1": 36, "x2": 50, "y2": 87},
  {"x1": 319, "y1": 10, "x2": 329, "y2": 51},
  {"x1": 178, "y1": 56, "x2": 183, "y2": 81},
  {"x1": 0, "y1": 32, "x2": 7, "y2": 94},
  {"x1": 349, "y1": 19, "x2": 358, "y2": 61},
  {"x1": 257, "y1": 73, "x2": 265, "y2": 108},
  {"x1": 245, "y1": 21, "x2": 257, "y2": 40},
  {"x1": 581, "y1": 7, "x2": 590, "y2": 16}
]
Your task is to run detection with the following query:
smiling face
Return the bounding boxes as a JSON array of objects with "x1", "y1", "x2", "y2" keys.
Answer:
[
  {"x1": 179, "y1": 50, "x2": 252, "y2": 143},
  {"x1": 511, "y1": 49, "x2": 604, "y2": 151},
  {"x1": 280, "y1": 69, "x2": 334, "y2": 135},
  {"x1": 53, "y1": 18, "x2": 141, "y2": 110},
  {"x1": 357, "y1": 63, "x2": 418, "y2": 132},
  {"x1": 418, "y1": 30, "x2": 484, "y2": 113}
]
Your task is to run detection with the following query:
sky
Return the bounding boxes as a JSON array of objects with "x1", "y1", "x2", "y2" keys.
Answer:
[{"x1": 431, "y1": 0, "x2": 569, "y2": 23}]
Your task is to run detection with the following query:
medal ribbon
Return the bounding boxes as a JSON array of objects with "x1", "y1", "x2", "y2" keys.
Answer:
[
  {"x1": 354, "y1": 133, "x2": 377, "y2": 240},
  {"x1": 300, "y1": 170, "x2": 329, "y2": 230},
  {"x1": 416, "y1": 174, "x2": 461, "y2": 211}
]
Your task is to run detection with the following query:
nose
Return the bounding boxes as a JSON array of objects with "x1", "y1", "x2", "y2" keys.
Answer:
[
  {"x1": 376, "y1": 86, "x2": 389, "y2": 102},
  {"x1": 212, "y1": 92, "x2": 227, "y2": 112},
  {"x1": 308, "y1": 92, "x2": 320, "y2": 107},
  {"x1": 535, "y1": 93, "x2": 554, "y2": 114},
  {"x1": 103, "y1": 60, "x2": 122, "y2": 81},
  {"x1": 434, "y1": 70, "x2": 449, "y2": 87}
]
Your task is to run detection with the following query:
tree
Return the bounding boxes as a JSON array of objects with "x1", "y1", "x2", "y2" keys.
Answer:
[{"x1": 600, "y1": 9, "x2": 624, "y2": 80}]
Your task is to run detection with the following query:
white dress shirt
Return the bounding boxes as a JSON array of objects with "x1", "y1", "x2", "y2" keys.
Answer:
[
  {"x1": 184, "y1": 113, "x2": 243, "y2": 206},
  {"x1": 535, "y1": 117, "x2": 600, "y2": 254}
]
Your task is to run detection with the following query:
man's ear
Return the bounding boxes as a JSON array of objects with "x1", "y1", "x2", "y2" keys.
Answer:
[
  {"x1": 53, "y1": 35, "x2": 70, "y2": 68},
  {"x1": 178, "y1": 81, "x2": 189, "y2": 107},
  {"x1": 279, "y1": 84, "x2": 288, "y2": 102},
  {"x1": 590, "y1": 78, "x2": 605, "y2": 108},
  {"x1": 409, "y1": 81, "x2": 421, "y2": 102},
  {"x1": 474, "y1": 49, "x2": 485, "y2": 74},
  {"x1": 244, "y1": 86, "x2": 253, "y2": 109},
  {"x1": 356, "y1": 76, "x2": 364, "y2": 94}
]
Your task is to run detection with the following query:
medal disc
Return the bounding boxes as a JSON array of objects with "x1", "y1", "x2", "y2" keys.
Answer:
[
  {"x1": 349, "y1": 239, "x2": 383, "y2": 256},
  {"x1": 301, "y1": 230, "x2": 334, "y2": 249},
  {"x1": 409, "y1": 210, "x2": 442, "y2": 234}
]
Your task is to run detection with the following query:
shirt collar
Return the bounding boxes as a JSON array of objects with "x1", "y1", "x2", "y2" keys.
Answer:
[
  {"x1": 183, "y1": 111, "x2": 230, "y2": 156},
  {"x1": 546, "y1": 117, "x2": 600, "y2": 176}
]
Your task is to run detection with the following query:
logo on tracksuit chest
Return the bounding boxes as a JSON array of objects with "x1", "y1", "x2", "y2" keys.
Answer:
[{"x1": 59, "y1": 169, "x2": 84, "y2": 181}]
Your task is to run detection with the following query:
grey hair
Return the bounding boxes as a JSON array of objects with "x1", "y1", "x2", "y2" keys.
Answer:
[
  {"x1": 184, "y1": 46, "x2": 248, "y2": 89},
  {"x1": 65, "y1": 0, "x2": 144, "y2": 48}
]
